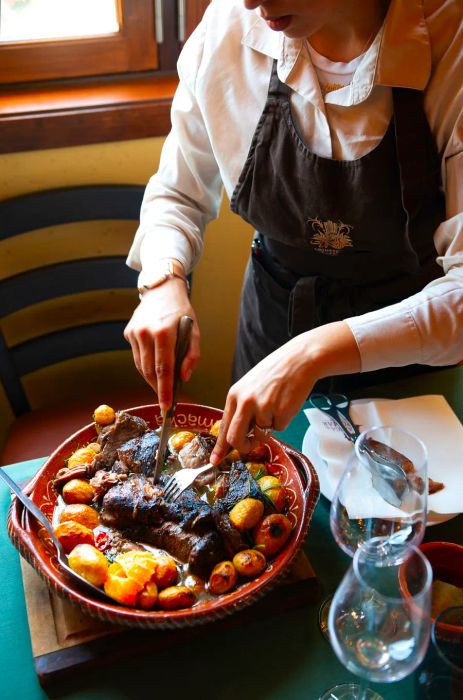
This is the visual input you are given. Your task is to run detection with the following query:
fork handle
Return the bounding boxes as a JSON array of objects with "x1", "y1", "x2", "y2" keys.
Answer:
[{"x1": 0, "y1": 468, "x2": 57, "y2": 541}]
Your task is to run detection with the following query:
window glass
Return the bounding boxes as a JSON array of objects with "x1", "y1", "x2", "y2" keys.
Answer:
[{"x1": 0, "y1": 0, "x2": 119, "y2": 43}]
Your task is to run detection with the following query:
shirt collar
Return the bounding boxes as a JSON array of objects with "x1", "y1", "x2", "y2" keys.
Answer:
[{"x1": 241, "y1": 0, "x2": 432, "y2": 106}]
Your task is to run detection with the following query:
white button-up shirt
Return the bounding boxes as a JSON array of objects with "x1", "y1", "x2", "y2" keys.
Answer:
[{"x1": 127, "y1": 0, "x2": 463, "y2": 371}]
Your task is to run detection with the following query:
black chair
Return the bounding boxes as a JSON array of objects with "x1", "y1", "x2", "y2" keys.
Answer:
[{"x1": 0, "y1": 184, "x2": 162, "y2": 464}]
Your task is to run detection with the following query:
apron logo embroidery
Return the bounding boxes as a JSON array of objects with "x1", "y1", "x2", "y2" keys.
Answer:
[{"x1": 308, "y1": 218, "x2": 354, "y2": 256}]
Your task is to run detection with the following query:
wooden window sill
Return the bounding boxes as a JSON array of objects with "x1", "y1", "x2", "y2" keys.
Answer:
[{"x1": 0, "y1": 73, "x2": 178, "y2": 154}]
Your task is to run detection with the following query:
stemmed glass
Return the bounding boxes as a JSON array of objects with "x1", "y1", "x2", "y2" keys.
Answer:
[
  {"x1": 320, "y1": 537, "x2": 433, "y2": 700},
  {"x1": 319, "y1": 425, "x2": 428, "y2": 636}
]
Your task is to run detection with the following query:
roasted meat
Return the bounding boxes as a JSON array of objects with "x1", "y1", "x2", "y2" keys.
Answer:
[
  {"x1": 91, "y1": 412, "x2": 147, "y2": 473},
  {"x1": 100, "y1": 473, "x2": 225, "y2": 577},
  {"x1": 179, "y1": 434, "x2": 216, "y2": 469},
  {"x1": 100, "y1": 474, "x2": 214, "y2": 530},
  {"x1": 131, "y1": 523, "x2": 226, "y2": 578},
  {"x1": 117, "y1": 431, "x2": 160, "y2": 477}
]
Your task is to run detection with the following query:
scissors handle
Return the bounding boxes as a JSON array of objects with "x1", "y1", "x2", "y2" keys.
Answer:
[{"x1": 309, "y1": 393, "x2": 359, "y2": 443}]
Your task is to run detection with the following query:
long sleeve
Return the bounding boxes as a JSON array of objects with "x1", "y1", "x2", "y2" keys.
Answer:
[{"x1": 126, "y1": 11, "x2": 223, "y2": 277}]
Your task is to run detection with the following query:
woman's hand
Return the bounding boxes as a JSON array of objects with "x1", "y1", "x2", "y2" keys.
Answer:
[
  {"x1": 124, "y1": 275, "x2": 200, "y2": 412},
  {"x1": 210, "y1": 321, "x2": 361, "y2": 464}
]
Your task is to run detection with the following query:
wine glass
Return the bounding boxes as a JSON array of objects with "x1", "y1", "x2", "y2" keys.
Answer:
[
  {"x1": 319, "y1": 425, "x2": 428, "y2": 637},
  {"x1": 330, "y1": 425, "x2": 428, "y2": 556},
  {"x1": 320, "y1": 537, "x2": 432, "y2": 700}
]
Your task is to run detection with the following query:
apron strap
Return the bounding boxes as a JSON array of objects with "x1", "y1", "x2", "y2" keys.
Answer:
[
  {"x1": 392, "y1": 88, "x2": 440, "y2": 269},
  {"x1": 268, "y1": 59, "x2": 291, "y2": 100}
]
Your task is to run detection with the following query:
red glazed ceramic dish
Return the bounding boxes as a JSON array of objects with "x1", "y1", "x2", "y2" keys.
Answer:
[{"x1": 7, "y1": 403, "x2": 319, "y2": 630}]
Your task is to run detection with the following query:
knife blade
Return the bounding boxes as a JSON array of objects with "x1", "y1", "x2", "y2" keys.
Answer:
[{"x1": 153, "y1": 315, "x2": 193, "y2": 482}]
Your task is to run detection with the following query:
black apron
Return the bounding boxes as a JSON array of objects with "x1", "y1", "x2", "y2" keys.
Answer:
[{"x1": 230, "y1": 60, "x2": 446, "y2": 391}]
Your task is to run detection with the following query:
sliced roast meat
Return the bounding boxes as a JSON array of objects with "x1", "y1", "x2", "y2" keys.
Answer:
[
  {"x1": 214, "y1": 461, "x2": 270, "y2": 512},
  {"x1": 117, "y1": 431, "x2": 160, "y2": 477},
  {"x1": 131, "y1": 523, "x2": 225, "y2": 578},
  {"x1": 179, "y1": 434, "x2": 216, "y2": 469},
  {"x1": 100, "y1": 474, "x2": 214, "y2": 531},
  {"x1": 90, "y1": 412, "x2": 148, "y2": 473},
  {"x1": 100, "y1": 475, "x2": 164, "y2": 528},
  {"x1": 90, "y1": 469, "x2": 127, "y2": 502}
]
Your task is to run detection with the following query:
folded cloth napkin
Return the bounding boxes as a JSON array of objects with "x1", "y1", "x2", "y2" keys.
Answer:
[{"x1": 304, "y1": 395, "x2": 463, "y2": 516}]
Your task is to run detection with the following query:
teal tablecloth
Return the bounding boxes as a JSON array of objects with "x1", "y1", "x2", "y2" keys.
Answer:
[{"x1": 1, "y1": 367, "x2": 463, "y2": 700}]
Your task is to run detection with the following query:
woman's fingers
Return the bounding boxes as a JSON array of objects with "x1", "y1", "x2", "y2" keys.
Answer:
[
  {"x1": 154, "y1": 325, "x2": 177, "y2": 411},
  {"x1": 124, "y1": 279, "x2": 200, "y2": 409},
  {"x1": 180, "y1": 321, "x2": 201, "y2": 382}
]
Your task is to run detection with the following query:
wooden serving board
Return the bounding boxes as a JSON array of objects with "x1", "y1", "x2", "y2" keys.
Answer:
[{"x1": 20, "y1": 551, "x2": 320, "y2": 687}]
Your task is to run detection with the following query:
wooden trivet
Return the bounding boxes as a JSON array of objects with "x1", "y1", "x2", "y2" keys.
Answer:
[{"x1": 20, "y1": 551, "x2": 320, "y2": 687}]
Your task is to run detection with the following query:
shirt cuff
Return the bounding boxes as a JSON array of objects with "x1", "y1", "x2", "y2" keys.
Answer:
[
  {"x1": 346, "y1": 309, "x2": 421, "y2": 372},
  {"x1": 126, "y1": 225, "x2": 194, "y2": 276}
]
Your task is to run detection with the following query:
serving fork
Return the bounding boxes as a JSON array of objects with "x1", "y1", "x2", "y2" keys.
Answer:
[
  {"x1": 162, "y1": 463, "x2": 215, "y2": 503},
  {"x1": 0, "y1": 468, "x2": 112, "y2": 601}
]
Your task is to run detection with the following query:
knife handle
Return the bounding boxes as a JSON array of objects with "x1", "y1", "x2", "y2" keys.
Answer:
[{"x1": 169, "y1": 315, "x2": 193, "y2": 415}]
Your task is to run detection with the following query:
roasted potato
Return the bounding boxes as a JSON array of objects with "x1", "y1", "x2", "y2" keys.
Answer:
[
  {"x1": 158, "y1": 586, "x2": 196, "y2": 610},
  {"x1": 59, "y1": 503, "x2": 99, "y2": 530},
  {"x1": 87, "y1": 442, "x2": 101, "y2": 454},
  {"x1": 93, "y1": 404, "x2": 116, "y2": 426},
  {"x1": 245, "y1": 443, "x2": 267, "y2": 461},
  {"x1": 170, "y1": 430, "x2": 196, "y2": 452},
  {"x1": 209, "y1": 420, "x2": 222, "y2": 437},
  {"x1": 183, "y1": 574, "x2": 204, "y2": 596},
  {"x1": 104, "y1": 565, "x2": 142, "y2": 606},
  {"x1": 150, "y1": 550, "x2": 178, "y2": 589},
  {"x1": 253, "y1": 514, "x2": 292, "y2": 557},
  {"x1": 137, "y1": 581, "x2": 158, "y2": 610},
  {"x1": 246, "y1": 462, "x2": 268, "y2": 480},
  {"x1": 67, "y1": 446, "x2": 97, "y2": 469},
  {"x1": 62, "y1": 478, "x2": 95, "y2": 505},
  {"x1": 209, "y1": 561, "x2": 238, "y2": 595},
  {"x1": 54, "y1": 520, "x2": 94, "y2": 553},
  {"x1": 233, "y1": 549, "x2": 267, "y2": 578},
  {"x1": 225, "y1": 448, "x2": 241, "y2": 463},
  {"x1": 104, "y1": 550, "x2": 158, "y2": 606},
  {"x1": 113, "y1": 550, "x2": 157, "y2": 587},
  {"x1": 68, "y1": 543, "x2": 109, "y2": 587},
  {"x1": 258, "y1": 475, "x2": 286, "y2": 511},
  {"x1": 229, "y1": 498, "x2": 264, "y2": 531}
]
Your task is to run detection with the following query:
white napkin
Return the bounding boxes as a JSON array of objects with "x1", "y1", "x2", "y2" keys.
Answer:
[{"x1": 304, "y1": 395, "x2": 463, "y2": 516}]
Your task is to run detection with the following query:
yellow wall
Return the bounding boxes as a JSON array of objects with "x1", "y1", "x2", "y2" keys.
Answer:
[{"x1": 0, "y1": 138, "x2": 253, "y2": 446}]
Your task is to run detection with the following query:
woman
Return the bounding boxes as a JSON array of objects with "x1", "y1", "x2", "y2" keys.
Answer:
[{"x1": 124, "y1": 0, "x2": 463, "y2": 465}]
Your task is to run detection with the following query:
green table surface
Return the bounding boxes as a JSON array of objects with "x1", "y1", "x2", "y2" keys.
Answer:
[{"x1": 1, "y1": 367, "x2": 462, "y2": 700}]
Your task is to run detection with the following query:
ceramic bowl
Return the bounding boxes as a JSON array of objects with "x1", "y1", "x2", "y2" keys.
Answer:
[
  {"x1": 420, "y1": 541, "x2": 463, "y2": 634},
  {"x1": 7, "y1": 403, "x2": 319, "y2": 629}
]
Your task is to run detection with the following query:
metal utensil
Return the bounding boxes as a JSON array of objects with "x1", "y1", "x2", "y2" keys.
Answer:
[
  {"x1": 162, "y1": 463, "x2": 215, "y2": 503},
  {"x1": 308, "y1": 392, "x2": 409, "y2": 507},
  {"x1": 0, "y1": 468, "x2": 112, "y2": 601},
  {"x1": 153, "y1": 315, "x2": 193, "y2": 482}
]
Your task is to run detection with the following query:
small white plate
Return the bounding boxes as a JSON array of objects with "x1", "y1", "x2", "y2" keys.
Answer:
[{"x1": 301, "y1": 406, "x2": 459, "y2": 528}]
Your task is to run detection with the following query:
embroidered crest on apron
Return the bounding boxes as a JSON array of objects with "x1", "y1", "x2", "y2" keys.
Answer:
[
  {"x1": 308, "y1": 218, "x2": 354, "y2": 256},
  {"x1": 230, "y1": 60, "x2": 446, "y2": 390}
]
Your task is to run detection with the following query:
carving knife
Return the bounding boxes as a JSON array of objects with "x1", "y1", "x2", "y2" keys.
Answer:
[{"x1": 153, "y1": 315, "x2": 193, "y2": 482}]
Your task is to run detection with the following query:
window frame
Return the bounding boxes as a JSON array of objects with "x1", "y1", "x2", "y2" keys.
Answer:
[
  {"x1": 0, "y1": 0, "x2": 158, "y2": 84},
  {"x1": 0, "y1": 0, "x2": 210, "y2": 154}
]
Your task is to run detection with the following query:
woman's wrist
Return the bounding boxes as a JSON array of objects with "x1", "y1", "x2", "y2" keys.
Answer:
[
  {"x1": 137, "y1": 258, "x2": 189, "y2": 297},
  {"x1": 303, "y1": 321, "x2": 361, "y2": 381}
]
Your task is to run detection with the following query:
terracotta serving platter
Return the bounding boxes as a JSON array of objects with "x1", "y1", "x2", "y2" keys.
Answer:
[{"x1": 8, "y1": 403, "x2": 319, "y2": 629}]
